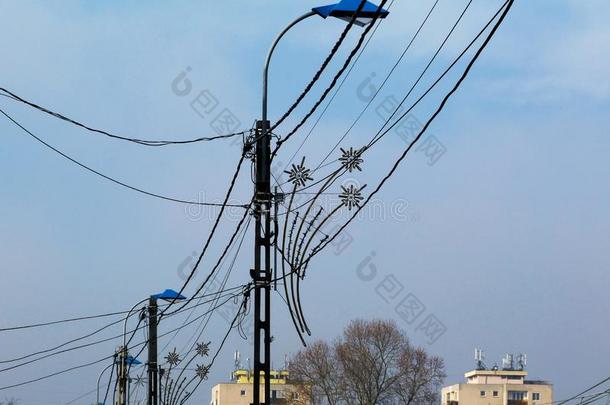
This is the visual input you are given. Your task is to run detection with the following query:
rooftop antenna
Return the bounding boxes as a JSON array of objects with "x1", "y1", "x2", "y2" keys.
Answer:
[
  {"x1": 502, "y1": 353, "x2": 514, "y2": 370},
  {"x1": 474, "y1": 348, "x2": 486, "y2": 370},
  {"x1": 234, "y1": 350, "x2": 241, "y2": 370},
  {"x1": 517, "y1": 353, "x2": 527, "y2": 371}
]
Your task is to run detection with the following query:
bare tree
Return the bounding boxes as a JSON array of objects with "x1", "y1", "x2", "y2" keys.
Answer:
[
  {"x1": 336, "y1": 319, "x2": 404, "y2": 405},
  {"x1": 393, "y1": 346, "x2": 446, "y2": 404},
  {"x1": 289, "y1": 319, "x2": 445, "y2": 405},
  {"x1": 289, "y1": 341, "x2": 345, "y2": 405}
]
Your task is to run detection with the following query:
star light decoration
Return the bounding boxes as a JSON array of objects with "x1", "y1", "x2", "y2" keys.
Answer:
[
  {"x1": 195, "y1": 364, "x2": 210, "y2": 380},
  {"x1": 284, "y1": 157, "x2": 313, "y2": 187},
  {"x1": 195, "y1": 341, "x2": 210, "y2": 357},
  {"x1": 339, "y1": 184, "x2": 366, "y2": 210},
  {"x1": 165, "y1": 349, "x2": 181, "y2": 366},
  {"x1": 339, "y1": 147, "x2": 364, "y2": 172}
]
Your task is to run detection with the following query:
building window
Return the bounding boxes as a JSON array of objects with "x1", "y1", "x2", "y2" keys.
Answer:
[
  {"x1": 533, "y1": 393, "x2": 541, "y2": 401},
  {"x1": 508, "y1": 391, "x2": 528, "y2": 400},
  {"x1": 493, "y1": 391, "x2": 499, "y2": 397},
  {"x1": 480, "y1": 390, "x2": 486, "y2": 397},
  {"x1": 240, "y1": 390, "x2": 246, "y2": 396}
]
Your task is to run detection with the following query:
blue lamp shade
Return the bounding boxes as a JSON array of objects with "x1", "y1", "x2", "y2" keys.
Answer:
[
  {"x1": 151, "y1": 289, "x2": 187, "y2": 302},
  {"x1": 313, "y1": 0, "x2": 389, "y2": 26},
  {"x1": 115, "y1": 355, "x2": 142, "y2": 366}
]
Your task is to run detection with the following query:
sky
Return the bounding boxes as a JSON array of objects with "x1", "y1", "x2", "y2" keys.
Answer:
[{"x1": 0, "y1": 0, "x2": 609, "y2": 403}]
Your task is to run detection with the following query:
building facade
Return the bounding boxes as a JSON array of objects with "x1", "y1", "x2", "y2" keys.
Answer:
[
  {"x1": 210, "y1": 369, "x2": 309, "y2": 405},
  {"x1": 442, "y1": 369, "x2": 553, "y2": 405}
]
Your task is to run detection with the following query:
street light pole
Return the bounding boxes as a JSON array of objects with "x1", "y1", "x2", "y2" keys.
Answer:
[
  {"x1": 252, "y1": 2, "x2": 388, "y2": 403},
  {"x1": 147, "y1": 297, "x2": 159, "y2": 405},
  {"x1": 143, "y1": 289, "x2": 185, "y2": 405},
  {"x1": 253, "y1": 12, "x2": 316, "y2": 405},
  {"x1": 121, "y1": 299, "x2": 147, "y2": 405}
]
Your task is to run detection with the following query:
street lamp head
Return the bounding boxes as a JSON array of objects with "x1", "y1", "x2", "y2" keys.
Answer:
[
  {"x1": 150, "y1": 289, "x2": 187, "y2": 302},
  {"x1": 115, "y1": 355, "x2": 142, "y2": 366},
  {"x1": 312, "y1": 0, "x2": 389, "y2": 27}
]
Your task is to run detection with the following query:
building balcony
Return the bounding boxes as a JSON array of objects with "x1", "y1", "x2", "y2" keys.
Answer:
[
  {"x1": 447, "y1": 401, "x2": 459, "y2": 405},
  {"x1": 508, "y1": 400, "x2": 528, "y2": 405}
]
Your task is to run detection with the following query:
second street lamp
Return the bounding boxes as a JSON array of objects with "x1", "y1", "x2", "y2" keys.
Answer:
[
  {"x1": 147, "y1": 289, "x2": 186, "y2": 405},
  {"x1": 252, "y1": 2, "x2": 388, "y2": 404},
  {"x1": 120, "y1": 288, "x2": 186, "y2": 405}
]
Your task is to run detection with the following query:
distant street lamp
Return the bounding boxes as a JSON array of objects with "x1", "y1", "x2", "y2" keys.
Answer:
[
  {"x1": 145, "y1": 289, "x2": 186, "y2": 405},
  {"x1": 119, "y1": 289, "x2": 186, "y2": 405},
  {"x1": 95, "y1": 354, "x2": 141, "y2": 405}
]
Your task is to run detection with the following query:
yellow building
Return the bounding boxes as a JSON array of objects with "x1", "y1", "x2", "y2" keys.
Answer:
[
  {"x1": 210, "y1": 369, "x2": 309, "y2": 405},
  {"x1": 442, "y1": 368, "x2": 553, "y2": 405}
]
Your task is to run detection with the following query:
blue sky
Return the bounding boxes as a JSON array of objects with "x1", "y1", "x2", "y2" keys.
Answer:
[{"x1": 1, "y1": 0, "x2": 609, "y2": 403}]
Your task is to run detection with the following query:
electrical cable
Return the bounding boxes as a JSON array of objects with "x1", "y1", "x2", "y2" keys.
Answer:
[
  {"x1": 0, "y1": 308, "x2": 133, "y2": 332},
  {"x1": 160, "y1": 152, "x2": 249, "y2": 318},
  {"x1": 0, "y1": 87, "x2": 248, "y2": 146},
  {"x1": 181, "y1": 214, "x2": 252, "y2": 356},
  {"x1": 282, "y1": 0, "x2": 398, "y2": 175},
  {"x1": 303, "y1": 0, "x2": 515, "y2": 269},
  {"x1": 316, "y1": 0, "x2": 442, "y2": 168},
  {"x1": 272, "y1": 0, "x2": 389, "y2": 159},
  {"x1": 0, "y1": 287, "x2": 244, "y2": 373},
  {"x1": 0, "y1": 108, "x2": 250, "y2": 208},
  {"x1": 103, "y1": 359, "x2": 116, "y2": 405},
  {"x1": 270, "y1": 0, "x2": 369, "y2": 131},
  {"x1": 0, "y1": 287, "x2": 246, "y2": 391},
  {"x1": 166, "y1": 197, "x2": 253, "y2": 316},
  {"x1": 557, "y1": 378, "x2": 610, "y2": 405},
  {"x1": 279, "y1": 0, "x2": 506, "y2": 231},
  {"x1": 172, "y1": 294, "x2": 249, "y2": 405}
]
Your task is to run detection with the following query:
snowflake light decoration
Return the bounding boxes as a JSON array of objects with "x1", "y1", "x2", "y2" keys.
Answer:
[
  {"x1": 284, "y1": 157, "x2": 313, "y2": 187},
  {"x1": 196, "y1": 341, "x2": 210, "y2": 357},
  {"x1": 339, "y1": 184, "x2": 365, "y2": 210},
  {"x1": 165, "y1": 349, "x2": 181, "y2": 366},
  {"x1": 133, "y1": 374, "x2": 146, "y2": 387},
  {"x1": 339, "y1": 147, "x2": 364, "y2": 172},
  {"x1": 195, "y1": 364, "x2": 210, "y2": 380}
]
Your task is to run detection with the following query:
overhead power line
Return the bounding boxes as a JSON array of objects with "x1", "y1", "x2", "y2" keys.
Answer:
[
  {"x1": 0, "y1": 108, "x2": 249, "y2": 208},
  {"x1": 283, "y1": 0, "x2": 398, "y2": 173},
  {"x1": 0, "y1": 284, "x2": 244, "y2": 335},
  {"x1": 302, "y1": 0, "x2": 515, "y2": 270},
  {"x1": 556, "y1": 377, "x2": 610, "y2": 405},
  {"x1": 272, "y1": 0, "x2": 389, "y2": 158},
  {"x1": 0, "y1": 289, "x2": 242, "y2": 373},
  {"x1": 0, "y1": 285, "x2": 245, "y2": 372},
  {"x1": 0, "y1": 308, "x2": 132, "y2": 332},
  {"x1": 0, "y1": 87, "x2": 247, "y2": 146},
  {"x1": 271, "y1": 0, "x2": 369, "y2": 131},
  {"x1": 0, "y1": 288, "x2": 245, "y2": 391},
  {"x1": 316, "y1": 0, "x2": 443, "y2": 168},
  {"x1": 161, "y1": 154, "x2": 251, "y2": 317}
]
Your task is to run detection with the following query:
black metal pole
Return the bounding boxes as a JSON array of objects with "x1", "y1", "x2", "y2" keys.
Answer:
[
  {"x1": 147, "y1": 298, "x2": 158, "y2": 405},
  {"x1": 255, "y1": 12, "x2": 316, "y2": 405},
  {"x1": 252, "y1": 119, "x2": 272, "y2": 405}
]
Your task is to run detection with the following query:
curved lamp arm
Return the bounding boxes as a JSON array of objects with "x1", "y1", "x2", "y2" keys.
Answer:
[
  {"x1": 96, "y1": 360, "x2": 116, "y2": 405},
  {"x1": 262, "y1": 11, "x2": 316, "y2": 123},
  {"x1": 122, "y1": 298, "x2": 148, "y2": 349}
]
